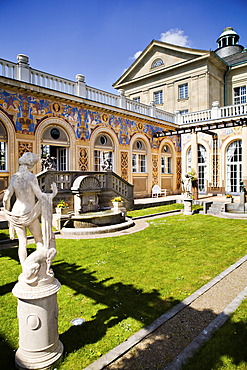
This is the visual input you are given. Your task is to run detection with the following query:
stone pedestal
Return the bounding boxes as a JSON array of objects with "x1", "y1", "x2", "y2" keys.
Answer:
[
  {"x1": 183, "y1": 198, "x2": 193, "y2": 215},
  {"x1": 55, "y1": 207, "x2": 68, "y2": 215},
  {"x1": 12, "y1": 275, "x2": 63, "y2": 370},
  {"x1": 112, "y1": 202, "x2": 126, "y2": 216},
  {"x1": 240, "y1": 192, "x2": 246, "y2": 205}
]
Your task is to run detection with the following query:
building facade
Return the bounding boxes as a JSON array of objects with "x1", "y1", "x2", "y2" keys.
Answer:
[
  {"x1": 0, "y1": 27, "x2": 247, "y2": 198},
  {"x1": 114, "y1": 27, "x2": 247, "y2": 195}
]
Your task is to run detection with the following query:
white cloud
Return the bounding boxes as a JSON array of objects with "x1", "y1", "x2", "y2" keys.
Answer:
[
  {"x1": 129, "y1": 50, "x2": 142, "y2": 60},
  {"x1": 160, "y1": 29, "x2": 191, "y2": 47}
]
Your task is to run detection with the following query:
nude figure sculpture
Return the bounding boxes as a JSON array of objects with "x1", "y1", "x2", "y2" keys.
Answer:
[{"x1": 3, "y1": 152, "x2": 57, "y2": 283}]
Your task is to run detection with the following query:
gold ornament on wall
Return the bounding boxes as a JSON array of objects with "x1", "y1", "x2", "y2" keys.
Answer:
[
  {"x1": 152, "y1": 155, "x2": 159, "y2": 186},
  {"x1": 121, "y1": 152, "x2": 129, "y2": 181},
  {"x1": 176, "y1": 156, "x2": 182, "y2": 190},
  {"x1": 18, "y1": 142, "x2": 33, "y2": 158},
  {"x1": 137, "y1": 122, "x2": 143, "y2": 130},
  {"x1": 78, "y1": 148, "x2": 88, "y2": 171},
  {"x1": 101, "y1": 113, "x2": 109, "y2": 124}
]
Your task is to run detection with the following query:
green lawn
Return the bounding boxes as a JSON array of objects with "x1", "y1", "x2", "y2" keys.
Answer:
[
  {"x1": 127, "y1": 202, "x2": 184, "y2": 217},
  {"x1": 0, "y1": 213, "x2": 246, "y2": 369}
]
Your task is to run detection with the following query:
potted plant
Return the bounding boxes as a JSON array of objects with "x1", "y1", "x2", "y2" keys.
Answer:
[
  {"x1": 56, "y1": 200, "x2": 69, "y2": 215},
  {"x1": 226, "y1": 194, "x2": 234, "y2": 203},
  {"x1": 111, "y1": 196, "x2": 124, "y2": 210}
]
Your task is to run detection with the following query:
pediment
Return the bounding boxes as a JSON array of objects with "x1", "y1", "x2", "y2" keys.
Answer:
[{"x1": 113, "y1": 40, "x2": 209, "y2": 88}]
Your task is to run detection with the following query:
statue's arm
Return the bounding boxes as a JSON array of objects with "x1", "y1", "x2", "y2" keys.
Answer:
[
  {"x1": 3, "y1": 183, "x2": 14, "y2": 210},
  {"x1": 31, "y1": 176, "x2": 58, "y2": 199},
  {"x1": 31, "y1": 176, "x2": 45, "y2": 200}
]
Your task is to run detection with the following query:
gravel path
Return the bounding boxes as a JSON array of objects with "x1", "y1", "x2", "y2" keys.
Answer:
[{"x1": 87, "y1": 257, "x2": 247, "y2": 370}]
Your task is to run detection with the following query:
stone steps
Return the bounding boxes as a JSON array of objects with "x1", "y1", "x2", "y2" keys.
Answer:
[{"x1": 207, "y1": 202, "x2": 225, "y2": 215}]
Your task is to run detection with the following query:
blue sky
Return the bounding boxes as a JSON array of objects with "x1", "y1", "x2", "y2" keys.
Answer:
[{"x1": 1, "y1": 0, "x2": 247, "y2": 93}]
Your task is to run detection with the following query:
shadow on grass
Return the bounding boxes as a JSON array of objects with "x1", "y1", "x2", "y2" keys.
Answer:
[
  {"x1": 0, "y1": 247, "x2": 19, "y2": 296},
  {"x1": 182, "y1": 315, "x2": 247, "y2": 370},
  {"x1": 1, "y1": 248, "x2": 247, "y2": 369},
  {"x1": 53, "y1": 260, "x2": 180, "y2": 356},
  {"x1": 0, "y1": 333, "x2": 16, "y2": 370},
  {"x1": 97, "y1": 308, "x2": 247, "y2": 369}
]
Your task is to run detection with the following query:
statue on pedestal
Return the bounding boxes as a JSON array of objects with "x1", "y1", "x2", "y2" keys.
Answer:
[
  {"x1": 41, "y1": 154, "x2": 57, "y2": 171},
  {"x1": 3, "y1": 152, "x2": 63, "y2": 369},
  {"x1": 3, "y1": 152, "x2": 57, "y2": 283},
  {"x1": 182, "y1": 173, "x2": 193, "y2": 199}
]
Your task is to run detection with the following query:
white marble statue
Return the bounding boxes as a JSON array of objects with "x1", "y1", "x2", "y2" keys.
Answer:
[
  {"x1": 3, "y1": 152, "x2": 57, "y2": 284},
  {"x1": 182, "y1": 174, "x2": 193, "y2": 198}
]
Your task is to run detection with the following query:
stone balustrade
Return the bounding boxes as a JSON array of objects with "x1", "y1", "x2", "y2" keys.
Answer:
[
  {"x1": 37, "y1": 170, "x2": 134, "y2": 207},
  {"x1": 1, "y1": 55, "x2": 247, "y2": 126}
]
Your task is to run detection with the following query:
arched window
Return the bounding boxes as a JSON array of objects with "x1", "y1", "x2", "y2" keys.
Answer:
[
  {"x1": 132, "y1": 139, "x2": 147, "y2": 173},
  {"x1": 226, "y1": 140, "x2": 242, "y2": 193},
  {"x1": 0, "y1": 121, "x2": 7, "y2": 171},
  {"x1": 151, "y1": 58, "x2": 164, "y2": 69},
  {"x1": 187, "y1": 147, "x2": 192, "y2": 173},
  {"x1": 161, "y1": 144, "x2": 172, "y2": 174},
  {"x1": 94, "y1": 133, "x2": 114, "y2": 171},
  {"x1": 41, "y1": 126, "x2": 69, "y2": 171},
  {"x1": 198, "y1": 144, "x2": 207, "y2": 192},
  {"x1": 187, "y1": 144, "x2": 207, "y2": 192}
]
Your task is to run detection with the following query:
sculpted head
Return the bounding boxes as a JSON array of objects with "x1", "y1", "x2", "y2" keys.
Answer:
[{"x1": 19, "y1": 152, "x2": 39, "y2": 169}]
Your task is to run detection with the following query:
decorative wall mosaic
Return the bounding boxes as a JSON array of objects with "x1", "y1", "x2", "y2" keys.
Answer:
[{"x1": 0, "y1": 88, "x2": 175, "y2": 148}]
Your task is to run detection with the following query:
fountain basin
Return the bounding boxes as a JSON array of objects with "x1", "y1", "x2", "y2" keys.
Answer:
[
  {"x1": 65, "y1": 209, "x2": 125, "y2": 228},
  {"x1": 60, "y1": 208, "x2": 135, "y2": 237},
  {"x1": 61, "y1": 217, "x2": 135, "y2": 236},
  {"x1": 221, "y1": 203, "x2": 247, "y2": 218}
]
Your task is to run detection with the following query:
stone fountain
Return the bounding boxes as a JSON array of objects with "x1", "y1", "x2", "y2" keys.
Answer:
[{"x1": 59, "y1": 175, "x2": 134, "y2": 236}]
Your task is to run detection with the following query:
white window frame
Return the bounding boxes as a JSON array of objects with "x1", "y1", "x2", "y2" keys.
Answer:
[
  {"x1": 94, "y1": 150, "x2": 113, "y2": 171},
  {"x1": 154, "y1": 90, "x2": 163, "y2": 105},
  {"x1": 179, "y1": 83, "x2": 189, "y2": 100},
  {"x1": 161, "y1": 156, "x2": 172, "y2": 174},
  {"x1": 226, "y1": 140, "x2": 242, "y2": 193},
  {"x1": 0, "y1": 141, "x2": 7, "y2": 171},
  {"x1": 234, "y1": 86, "x2": 246, "y2": 105},
  {"x1": 198, "y1": 144, "x2": 207, "y2": 192},
  {"x1": 132, "y1": 153, "x2": 146, "y2": 173},
  {"x1": 161, "y1": 145, "x2": 172, "y2": 174}
]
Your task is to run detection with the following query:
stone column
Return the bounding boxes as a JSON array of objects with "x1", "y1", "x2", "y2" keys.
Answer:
[
  {"x1": 76, "y1": 74, "x2": 87, "y2": 98},
  {"x1": 13, "y1": 277, "x2": 63, "y2": 370},
  {"x1": 149, "y1": 101, "x2": 156, "y2": 117},
  {"x1": 191, "y1": 130, "x2": 198, "y2": 176},
  {"x1": 242, "y1": 124, "x2": 247, "y2": 188},
  {"x1": 191, "y1": 130, "x2": 198, "y2": 199},
  {"x1": 17, "y1": 54, "x2": 30, "y2": 83},
  {"x1": 118, "y1": 89, "x2": 127, "y2": 109}
]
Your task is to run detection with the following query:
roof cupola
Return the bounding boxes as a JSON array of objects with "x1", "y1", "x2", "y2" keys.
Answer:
[{"x1": 215, "y1": 27, "x2": 244, "y2": 58}]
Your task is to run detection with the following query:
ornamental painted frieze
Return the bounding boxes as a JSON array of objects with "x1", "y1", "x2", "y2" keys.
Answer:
[{"x1": 0, "y1": 88, "x2": 173, "y2": 148}]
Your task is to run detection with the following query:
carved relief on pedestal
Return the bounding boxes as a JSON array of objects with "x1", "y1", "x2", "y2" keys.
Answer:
[
  {"x1": 152, "y1": 154, "x2": 158, "y2": 186},
  {"x1": 18, "y1": 142, "x2": 33, "y2": 158},
  {"x1": 121, "y1": 151, "x2": 128, "y2": 181},
  {"x1": 78, "y1": 148, "x2": 88, "y2": 171}
]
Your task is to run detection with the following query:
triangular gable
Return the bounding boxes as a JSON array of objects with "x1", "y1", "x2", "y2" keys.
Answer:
[{"x1": 113, "y1": 40, "x2": 210, "y2": 88}]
